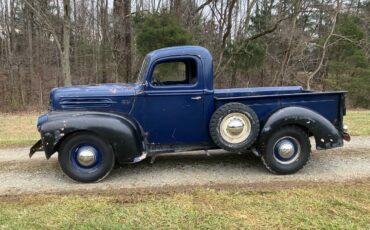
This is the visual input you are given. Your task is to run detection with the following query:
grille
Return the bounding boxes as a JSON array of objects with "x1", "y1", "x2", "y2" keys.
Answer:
[{"x1": 59, "y1": 97, "x2": 115, "y2": 109}]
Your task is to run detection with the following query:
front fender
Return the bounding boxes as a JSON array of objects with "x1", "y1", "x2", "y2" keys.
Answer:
[
  {"x1": 37, "y1": 111, "x2": 145, "y2": 164},
  {"x1": 260, "y1": 107, "x2": 343, "y2": 150}
]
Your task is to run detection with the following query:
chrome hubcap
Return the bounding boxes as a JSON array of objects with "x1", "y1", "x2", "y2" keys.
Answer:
[
  {"x1": 220, "y1": 113, "x2": 251, "y2": 144},
  {"x1": 273, "y1": 137, "x2": 301, "y2": 165},
  {"x1": 226, "y1": 118, "x2": 244, "y2": 135},
  {"x1": 278, "y1": 142, "x2": 295, "y2": 158},
  {"x1": 76, "y1": 146, "x2": 97, "y2": 167}
]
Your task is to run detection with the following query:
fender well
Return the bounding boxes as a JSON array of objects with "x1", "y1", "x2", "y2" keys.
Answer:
[
  {"x1": 38, "y1": 111, "x2": 144, "y2": 163},
  {"x1": 260, "y1": 107, "x2": 343, "y2": 150}
]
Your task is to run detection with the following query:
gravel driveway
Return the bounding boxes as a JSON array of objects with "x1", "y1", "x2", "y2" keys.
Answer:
[{"x1": 0, "y1": 136, "x2": 369, "y2": 195}]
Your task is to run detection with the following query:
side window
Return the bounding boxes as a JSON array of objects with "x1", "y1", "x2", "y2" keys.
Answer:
[{"x1": 151, "y1": 59, "x2": 197, "y2": 86}]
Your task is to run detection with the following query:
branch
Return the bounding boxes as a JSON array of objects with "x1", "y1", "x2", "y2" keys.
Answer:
[
  {"x1": 332, "y1": 33, "x2": 358, "y2": 44},
  {"x1": 222, "y1": 0, "x2": 237, "y2": 48},
  {"x1": 245, "y1": 16, "x2": 291, "y2": 42},
  {"x1": 306, "y1": 0, "x2": 340, "y2": 90},
  {"x1": 215, "y1": 15, "x2": 294, "y2": 78},
  {"x1": 194, "y1": 0, "x2": 215, "y2": 15},
  {"x1": 24, "y1": 0, "x2": 62, "y2": 54}
]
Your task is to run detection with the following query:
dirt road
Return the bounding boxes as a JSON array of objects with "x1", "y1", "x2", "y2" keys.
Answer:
[{"x1": 0, "y1": 136, "x2": 369, "y2": 195}]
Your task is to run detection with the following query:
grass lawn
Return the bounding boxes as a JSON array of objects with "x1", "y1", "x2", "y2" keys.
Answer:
[
  {"x1": 0, "y1": 110, "x2": 369, "y2": 148},
  {"x1": 0, "y1": 113, "x2": 39, "y2": 148},
  {"x1": 0, "y1": 182, "x2": 369, "y2": 229},
  {"x1": 344, "y1": 110, "x2": 370, "y2": 136}
]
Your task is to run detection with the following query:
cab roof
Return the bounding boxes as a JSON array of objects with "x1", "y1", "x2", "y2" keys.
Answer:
[{"x1": 146, "y1": 46, "x2": 212, "y2": 61}]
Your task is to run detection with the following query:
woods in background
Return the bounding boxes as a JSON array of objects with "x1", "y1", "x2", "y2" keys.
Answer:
[{"x1": 0, "y1": 0, "x2": 369, "y2": 111}]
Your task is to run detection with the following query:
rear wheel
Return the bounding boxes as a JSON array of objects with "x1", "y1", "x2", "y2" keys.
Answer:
[
  {"x1": 58, "y1": 133, "x2": 115, "y2": 183},
  {"x1": 261, "y1": 126, "x2": 311, "y2": 174}
]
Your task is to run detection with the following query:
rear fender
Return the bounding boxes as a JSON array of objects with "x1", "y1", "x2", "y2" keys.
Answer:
[
  {"x1": 37, "y1": 111, "x2": 145, "y2": 164},
  {"x1": 260, "y1": 107, "x2": 343, "y2": 150}
]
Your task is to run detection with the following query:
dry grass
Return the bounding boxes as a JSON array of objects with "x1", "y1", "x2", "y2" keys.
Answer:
[
  {"x1": 0, "y1": 182, "x2": 369, "y2": 229},
  {"x1": 344, "y1": 110, "x2": 370, "y2": 136},
  {"x1": 0, "y1": 113, "x2": 39, "y2": 148},
  {"x1": 0, "y1": 110, "x2": 368, "y2": 148}
]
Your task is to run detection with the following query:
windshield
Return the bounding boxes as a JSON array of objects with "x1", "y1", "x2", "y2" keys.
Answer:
[{"x1": 136, "y1": 56, "x2": 150, "y2": 84}]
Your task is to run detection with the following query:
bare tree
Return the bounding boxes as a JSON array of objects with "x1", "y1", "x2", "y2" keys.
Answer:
[
  {"x1": 24, "y1": 0, "x2": 72, "y2": 86},
  {"x1": 63, "y1": 0, "x2": 72, "y2": 85},
  {"x1": 0, "y1": 0, "x2": 369, "y2": 111},
  {"x1": 100, "y1": 0, "x2": 109, "y2": 83},
  {"x1": 306, "y1": 0, "x2": 341, "y2": 89},
  {"x1": 113, "y1": 0, "x2": 132, "y2": 83}
]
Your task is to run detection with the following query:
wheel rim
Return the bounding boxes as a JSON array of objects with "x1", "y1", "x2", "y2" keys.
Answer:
[
  {"x1": 220, "y1": 113, "x2": 251, "y2": 144},
  {"x1": 70, "y1": 144, "x2": 102, "y2": 172},
  {"x1": 273, "y1": 136, "x2": 301, "y2": 165}
]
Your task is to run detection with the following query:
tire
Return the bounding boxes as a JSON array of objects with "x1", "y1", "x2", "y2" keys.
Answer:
[
  {"x1": 209, "y1": 103, "x2": 259, "y2": 152},
  {"x1": 261, "y1": 126, "x2": 311, "y2": 175},
  {"x1": 58, "y1": 132, "x2": 115, "y2": 183}
]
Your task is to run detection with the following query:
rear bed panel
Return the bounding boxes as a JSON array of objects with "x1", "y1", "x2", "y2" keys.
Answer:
[
  {"x1": 214, "y1": 90, "x2": 346, "y2": 128},
  {"x1": 214, "y1": 86, "x2": 304, "y2": 98}
]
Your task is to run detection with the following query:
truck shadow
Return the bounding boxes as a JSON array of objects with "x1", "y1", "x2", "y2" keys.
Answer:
[
  {"x1": 147, "y1": 151, "x2": 261, "y2": 165},
  {"x1": 109, "y1": 151, "x2": 265, "y2": 179}
]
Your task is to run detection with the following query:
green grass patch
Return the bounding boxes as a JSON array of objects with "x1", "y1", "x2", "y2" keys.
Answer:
[
  {"x1": 344, "y1": 110, "x2": 370, "y2": 136},
  {"x1": 0, "y1": 183, "x2": 369, "y2": 229}
]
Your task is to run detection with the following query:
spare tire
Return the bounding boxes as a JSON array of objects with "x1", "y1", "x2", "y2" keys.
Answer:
[{"x1": 209, "y1": 103, "x2": 259, "y2": 152}]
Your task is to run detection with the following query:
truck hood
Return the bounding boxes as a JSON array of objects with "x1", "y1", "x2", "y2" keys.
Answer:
[{"x1": 49, "y1": 83, "x2": 139, "y2": 112}]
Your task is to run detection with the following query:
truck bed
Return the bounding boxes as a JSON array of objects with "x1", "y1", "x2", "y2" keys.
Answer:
[
  {"x1": 214, "y1": 86, "x2": 346, "y2": 128},
  {"x1": 214, "y1": 86, "x2": 305, "y2": 97}
]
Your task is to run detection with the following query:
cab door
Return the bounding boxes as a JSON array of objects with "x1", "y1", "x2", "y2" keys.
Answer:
[{"x1": 133, "y1": 56, "x2": 207, "y2": 144}]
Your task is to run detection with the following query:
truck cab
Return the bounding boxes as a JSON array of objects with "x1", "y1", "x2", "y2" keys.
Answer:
[
  {"x1": 31, "y1": 46, "x2": 350, "y2": 183},
  {"x1": 132, "y1": 46, "x2": 214, "y2": 145}
]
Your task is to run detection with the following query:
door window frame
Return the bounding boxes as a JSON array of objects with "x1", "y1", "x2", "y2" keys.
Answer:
[{"x1": 146, "y1": 55, "x2": 203, "y2": 91}]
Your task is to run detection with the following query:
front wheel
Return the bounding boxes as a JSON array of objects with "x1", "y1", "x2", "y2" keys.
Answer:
[
  {"x1": 58, "y1": 133, "x2": 115, "y2": 183},
  {"x1": 261, "y1": 126, "x2": 311, "y2": 174}
]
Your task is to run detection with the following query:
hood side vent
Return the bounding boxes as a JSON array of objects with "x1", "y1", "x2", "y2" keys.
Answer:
[{"x1": 59, "y1": 97, "x2": 116, "y2": 109}]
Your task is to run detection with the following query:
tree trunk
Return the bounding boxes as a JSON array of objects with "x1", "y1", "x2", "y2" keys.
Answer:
[
  {"x1": 63, "y1": 0, "x2": 72, "y2": 86},
  {"x1": 5, "y1": 0, "x2": 15, "y2": 105},
  {"x1": 55, "y1": 0, "x2": 62, "y2": 86},
  {"x1": 94, "y1": 0, "x2": 100, "y2": 84},
  {"x1": 123, "y1": 0, "x2": 132, "y2": 83},
  {"x1": 170, "y1": 0, "x2": 181, "y2": 17},
  {"x1": 113, "y1": 0, "x2": 132, "y2": 83},
  {"x1": 100, "y1": 0, "x2": 108, "y2": 83},
  {"x1": 113, "y1": 0, "x2": 122, "y2": 82},
  {"x1": 26, "y1": 1, "x2": 34, "y2": 102}
]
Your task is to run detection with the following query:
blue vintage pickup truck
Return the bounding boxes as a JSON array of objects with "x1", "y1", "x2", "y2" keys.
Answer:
[{"x1": 30, "y1": 46, "x2": 350, "y2": 182}]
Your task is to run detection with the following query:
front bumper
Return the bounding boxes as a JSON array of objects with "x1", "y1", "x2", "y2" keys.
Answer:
[
  {"x1": 29, "y1": 140, "x2": 43, "y2": 158},
  {"x1": 30, "y1": 113, "x2": 48, "y2": 158}
]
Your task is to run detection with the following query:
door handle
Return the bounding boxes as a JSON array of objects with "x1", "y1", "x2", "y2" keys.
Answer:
[{"x1": 191, "y1": 96, "x2": 202, "y2": 100}]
